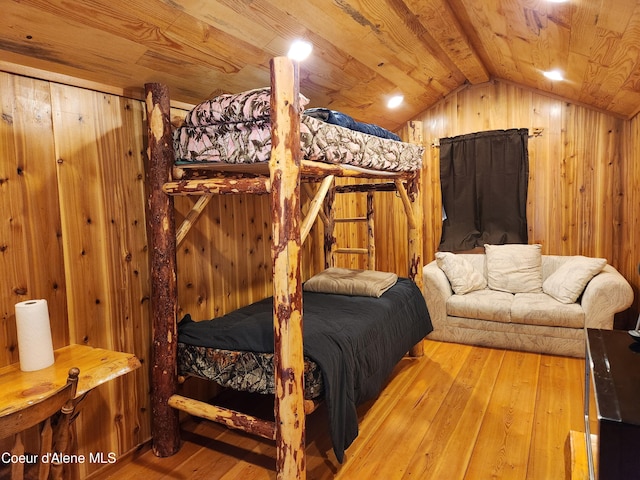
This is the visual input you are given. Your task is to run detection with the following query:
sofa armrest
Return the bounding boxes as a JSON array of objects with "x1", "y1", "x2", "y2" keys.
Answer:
[
  {"x1": 422, "y1": 261, "x2": 453, "y2": 329},
  {"x1": 581, "y1": 265, "x2": 634, "y2": 330}
]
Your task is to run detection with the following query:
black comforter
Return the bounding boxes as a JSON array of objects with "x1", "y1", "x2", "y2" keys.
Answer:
[{"x1": 177, "y1": 277, "x2": 432, "y2": 462}]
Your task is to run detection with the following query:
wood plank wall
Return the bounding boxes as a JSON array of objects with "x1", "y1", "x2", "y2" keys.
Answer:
[
  {"x1": 621, "y1": 114, "x2": 640, "y2": 317},
  {"x1": 172, "y1": 173, "x2": 326, "y2": 322},
  {"x1": 0, "y1": 70, "x2": 638, "y2": 477},
  {"x1": 1, "y1": 72, "x2": 153, "y2": 477},
  {"x1": 0, "y1": 74, "x2": 69, "y2": 363}
]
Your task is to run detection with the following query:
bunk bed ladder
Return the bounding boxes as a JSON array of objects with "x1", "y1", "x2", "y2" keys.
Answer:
[
  {"x1": 331, "y1": 190, "x2": 376, "y2": 269},
  {"x1": 322, "y1": 181, "x2": 407, "y2": 272}
]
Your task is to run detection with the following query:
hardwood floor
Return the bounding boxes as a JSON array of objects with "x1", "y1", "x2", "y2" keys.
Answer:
[{"x1": 89, "y1": 340, "x2": 585, "y2": 480}]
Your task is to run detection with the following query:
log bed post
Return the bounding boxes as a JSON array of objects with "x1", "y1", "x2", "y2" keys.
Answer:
[
  {"x1": 323, "y1": 185, "x2": 336, "y2": 269},
  {"x1": 366, "y1": 191, "x2": 376, "y2": 269},
  {"x1": 404, "y1": 120, "x2": 424, "y2": 288},
  {"x1": 144, "y1": 83, "x2": 181, "y2": 456},
  {"x1": 406, "y1": 120, "x2": 425, "y2": 357},
  {"x1": 269, "y1": 57, "x2": 306, "y2": 480}
]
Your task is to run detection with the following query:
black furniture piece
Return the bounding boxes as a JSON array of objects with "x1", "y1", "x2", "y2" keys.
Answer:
[{"x1": 585, "y1": 328, "x2": 640, "y2": 480}]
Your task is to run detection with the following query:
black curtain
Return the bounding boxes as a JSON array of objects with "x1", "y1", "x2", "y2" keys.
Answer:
[{"x1": 439, "y1": 128, "x2": 529, "y2": 252}]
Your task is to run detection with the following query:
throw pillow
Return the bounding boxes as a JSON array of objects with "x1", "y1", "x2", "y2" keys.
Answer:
[
  {"x1": 485, "y1": 244, "x2": 543, "y2": 294},
  {"x1": 435, "y1": 252, "x2": 487, "y2": 295},
  {"x1": 542, "y1": 256, "x2": 607, "y2": 304}
]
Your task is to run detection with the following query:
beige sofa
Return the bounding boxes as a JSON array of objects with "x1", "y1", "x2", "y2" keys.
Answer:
[{"x1": 422, "y1": 245, "x2": 634, "y2": 357}]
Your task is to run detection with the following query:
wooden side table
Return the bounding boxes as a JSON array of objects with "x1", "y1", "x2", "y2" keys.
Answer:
[
  {"x1": 0, "y1": 344, "x2": 140, "y2": 415},
  {"x1": 0, "y1": 344, "x2": 140, "y2": 478},
  {"x1": 585, "y1": 328, "x2": 640, "y2": 480}
]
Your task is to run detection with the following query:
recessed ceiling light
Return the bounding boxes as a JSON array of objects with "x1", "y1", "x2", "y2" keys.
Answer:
[
  {"x1": 543, "y1": 69, "x2": 564, "y2": 81},
  {"x1": 287, "y1": 40, "x2": 313, "y2": 62},
  {"x1": 387, "y1": 95, "x2": 404, "y2": 109}
]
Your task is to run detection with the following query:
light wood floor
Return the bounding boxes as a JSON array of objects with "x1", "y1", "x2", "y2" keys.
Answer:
[{"x1": 89, "y1": 340, "x2": 586, "y2": 480}]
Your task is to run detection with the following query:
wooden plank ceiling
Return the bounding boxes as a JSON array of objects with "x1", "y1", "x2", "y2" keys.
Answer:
[{"x1": 2, "y1": 0, "x2": 640, "y2": 130}]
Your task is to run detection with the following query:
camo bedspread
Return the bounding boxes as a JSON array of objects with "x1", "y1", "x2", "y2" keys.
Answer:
[
  {"x1": 177, "y1": 344, "x2": 324, "y2": 399},
  {"x1": 173, "y1": 87, "x2": 424, "y2": 172}
]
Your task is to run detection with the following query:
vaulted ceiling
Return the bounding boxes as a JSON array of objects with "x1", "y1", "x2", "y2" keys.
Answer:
[{"x1": 2, "y1": 0, "x2": 640, "y2": 130}]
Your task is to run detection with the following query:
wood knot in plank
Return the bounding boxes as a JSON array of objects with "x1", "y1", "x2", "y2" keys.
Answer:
[{"x1": 21, "y1": 383, "x2": 56, "y2": 397}]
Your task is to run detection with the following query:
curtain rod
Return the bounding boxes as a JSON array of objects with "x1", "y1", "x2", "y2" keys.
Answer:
[{"x1": 431, "y1": 127, "x2": 544, "y2": 148}]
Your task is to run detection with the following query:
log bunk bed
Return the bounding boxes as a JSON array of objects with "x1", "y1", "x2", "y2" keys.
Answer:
[{"x1": 145, "y1": 56, "x2": 431, "y2": 480}]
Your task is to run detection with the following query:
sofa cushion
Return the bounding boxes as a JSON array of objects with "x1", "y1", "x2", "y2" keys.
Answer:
[
  {"x1": 542, "y1": 256, "x2": 607, "y2": 304},
  {"x1": 511, "y1": 293, "x2": 584, "y2": 328},
  {"x1": 447, "y1": 289, "x2": 513, "y2": 323},
  {"x1": 435, "y1": 252, "x2": 487, "y2": 295},
  {"x1": 485, "y1": 244, "x2": 543, "y2": 294}
]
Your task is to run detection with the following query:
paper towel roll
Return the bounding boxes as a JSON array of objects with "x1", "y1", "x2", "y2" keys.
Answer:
[{"x1": 15, "y1": 299, "x2": 55, "y2": 372}]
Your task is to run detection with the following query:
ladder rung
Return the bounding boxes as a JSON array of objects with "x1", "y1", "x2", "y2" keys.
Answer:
[
  {"x1": 334, "y1": 248, "x2": 369, "y2": 254},
  {"x1": 335, "y1": 217, "x2": 367, "y2": 223}
]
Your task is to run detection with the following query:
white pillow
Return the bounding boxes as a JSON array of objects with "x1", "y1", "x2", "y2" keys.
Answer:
[
  {"x1": 435, "y1": 252, "x2": 487, "y2": 295},
  {"x1": 485, "y1": 244, "x2": 543, "y2": 294},
  {"x1": 543, "y1": 256, "x2": 606, "y2": 304}
]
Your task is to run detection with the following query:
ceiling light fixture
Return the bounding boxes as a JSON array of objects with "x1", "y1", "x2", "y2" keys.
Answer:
[
  {"x1": 387, "y1": 95, "x2": 404, "y2": 109},
  {"x1": 287, "y1": 40, "x2": 313, "y2": 62},
  {"x1": 543, "y1": 69, "x2": 564, "y2": 81}
]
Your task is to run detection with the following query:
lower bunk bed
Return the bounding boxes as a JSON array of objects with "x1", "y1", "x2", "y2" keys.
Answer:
[
  {"x1": 145, "y1": 56, "x2": 429, "y2": 479},
  {"x1": 177, "y1": 276, "x2": 433, "y2": 463}
]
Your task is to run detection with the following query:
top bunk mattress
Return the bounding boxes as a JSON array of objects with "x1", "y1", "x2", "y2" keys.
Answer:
[{"x1": 173, "y1": 88, "x2": 424, "y2": 172}]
